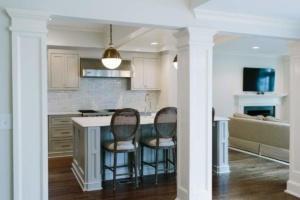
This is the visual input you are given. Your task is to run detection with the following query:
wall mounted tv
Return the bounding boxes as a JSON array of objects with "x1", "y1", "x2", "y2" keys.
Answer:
[{"x1": 243, "y1": 67, "x2": 275, "y2": 92}]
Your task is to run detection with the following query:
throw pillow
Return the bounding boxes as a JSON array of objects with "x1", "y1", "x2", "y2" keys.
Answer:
[
  {"x1": 233, "y1": 112, "x2": 264, "y2": 120},
  {"x1": 264, "y1": 116, "x2": 289, "y2": 123}
]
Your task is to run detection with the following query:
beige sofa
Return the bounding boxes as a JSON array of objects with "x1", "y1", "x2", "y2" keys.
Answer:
[{"x1": 228, "y1": 114, "x2": 290, "y2": 162}]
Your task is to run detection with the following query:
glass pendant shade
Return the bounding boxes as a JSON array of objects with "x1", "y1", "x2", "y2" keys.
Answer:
[
  {"x1": 102, "y1": 24, "x2": 122, "y2": 69},
  {"x1": 173, "y1": 55, "x2": 178, "y2": 69},
  {"x1": 101, "y1": 47, "x2": 122, "y2": 69}
]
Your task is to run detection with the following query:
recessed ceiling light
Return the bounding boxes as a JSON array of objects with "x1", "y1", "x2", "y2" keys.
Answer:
[
  {"x1": 49, "y1": 17, "x2": 52, "y2": 21},
  {"x1": 252, "y1": 46, "x2": 259, "y2": 49},
  {"x1": 151, "y1": 42, "x2": 158, "y2": 45}
]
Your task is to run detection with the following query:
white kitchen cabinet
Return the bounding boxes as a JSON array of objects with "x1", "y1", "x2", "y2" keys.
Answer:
[
  {"x1": 48, "y1": 52, "x2": 80, "y2": 90},
  {"x1": 131, "y1": 57, "x2": 160, "y2": 90}
]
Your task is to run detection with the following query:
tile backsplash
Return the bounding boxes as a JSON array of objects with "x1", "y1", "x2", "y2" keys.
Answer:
[{"x1": 48, "y1": 78, "x2": 159, "y2": 112}]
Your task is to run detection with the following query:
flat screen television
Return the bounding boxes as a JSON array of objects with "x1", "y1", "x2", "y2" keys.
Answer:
[{"x1": 243, "y1": 67, "x2": 275, "y2": 92}]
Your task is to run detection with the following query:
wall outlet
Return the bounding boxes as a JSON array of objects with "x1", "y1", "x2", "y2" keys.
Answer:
[{"x1": 0, "y1": 114, "x2": 12, "y2": 130}]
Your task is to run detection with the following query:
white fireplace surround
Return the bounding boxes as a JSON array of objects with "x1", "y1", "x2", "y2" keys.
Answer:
[{"x1": 234, "y1": 93, "x2": 288, "y2": 118}]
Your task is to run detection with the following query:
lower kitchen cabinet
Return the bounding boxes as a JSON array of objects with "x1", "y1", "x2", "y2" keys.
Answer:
[{"x1": 48, "y1": 114, "x2": 80, "y2": 157}]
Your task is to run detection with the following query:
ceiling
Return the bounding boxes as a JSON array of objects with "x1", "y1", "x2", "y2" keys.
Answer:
[{"x1": 48, "y1": 0, "x2": 300, "y2": 57}]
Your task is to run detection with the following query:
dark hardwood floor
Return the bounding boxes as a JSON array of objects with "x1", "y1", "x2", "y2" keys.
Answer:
[{"x1": 49, "y1": 149, "x2": 299, "y2": 200}]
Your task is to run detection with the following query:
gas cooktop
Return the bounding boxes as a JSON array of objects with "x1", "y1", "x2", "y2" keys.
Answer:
[{"x1": 78, "y1": 109, "x2": 117, "y2": 117}]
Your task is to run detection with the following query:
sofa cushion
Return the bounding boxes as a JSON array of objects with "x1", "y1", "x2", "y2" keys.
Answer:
[
  {"x1": 264, "y1": 116, "x2": 289, "y2": 124},
  {"x1": 233, "y1": 112, "x2": 264, "y2": 120}
]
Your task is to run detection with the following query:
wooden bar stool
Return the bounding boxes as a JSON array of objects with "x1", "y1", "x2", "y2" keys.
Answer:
[
  {"x1": 140, "y1": 107, "x2": 177, "y2": 184},
  {"x1": 102, "y1": 108, "x2": 140, "y2": 190}
]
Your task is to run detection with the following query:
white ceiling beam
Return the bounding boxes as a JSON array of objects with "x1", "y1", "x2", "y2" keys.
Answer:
[
  {"x1": 114, "y1": 27, "x2": 154, "y2": 49},
  {"x1": 189, "y1": 0, "x2": 210, "y2": 10}
]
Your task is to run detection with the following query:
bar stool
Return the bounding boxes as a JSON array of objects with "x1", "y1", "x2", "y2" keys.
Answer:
[
  {"x1": 140, "y1": 107, "x2": 177, "y2": 184},
  {"x1": 102, "y1": 108, "x2": 140, "y2": 190}
]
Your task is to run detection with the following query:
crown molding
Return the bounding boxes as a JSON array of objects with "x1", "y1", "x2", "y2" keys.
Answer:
[
  {"x1": 7, "y1": 8, "x2": 50, "y2": 33},
  {"x1": 6, "y1": 8, "x2": 50, "y2": 20},
  {"x1": 47, "y1": 24, "x2": 105, "y2": 33},
  {"x1": 194, "y1": 9, "x2": 300, "y2": 38},
  {"x1": 195, "y1": 9, "x2": 300, "y2": 28}
]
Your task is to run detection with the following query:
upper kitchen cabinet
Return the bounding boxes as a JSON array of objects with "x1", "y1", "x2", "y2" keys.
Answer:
[
  {"x1": 48, "y1": 50, "x2": 80, "y2": 90},
  {"x1": 131, "y1": 57, "x2": 160, "y2": 90}
]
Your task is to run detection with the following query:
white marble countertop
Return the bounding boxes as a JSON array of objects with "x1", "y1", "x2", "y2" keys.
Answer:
[
  {"x1": 48, "y1": 112, "x2": 81, "y2": 115},
  {"x1": 72, "y1": 116, "x2": 156, "y2": 127},
  {"x1": 72, "y1": 116, "x2": 229, "y2": 127},
  {"x1": 215, "y1": 116, "x2": 229, "y2": 121}
]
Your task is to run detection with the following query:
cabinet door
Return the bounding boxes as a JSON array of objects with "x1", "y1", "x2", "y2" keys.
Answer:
[
  {"x1": 144, "y1": 58, "x2": 159, "y2": 89},
  {"x1": 49, "y1": 53, "x2": 65, "y2": 89},
  {"x1": 48, "y1": 52, "x2": 79, "y2": 90},
  {"x1": 132, "y1": 58, "x2": 145, "y2": 89},
  {"x1": 131, "y1": 58, "x2": 160, "y2": 90},
  {"x1": 65, "y1": 54, "x2": 79, "y2": 88}
]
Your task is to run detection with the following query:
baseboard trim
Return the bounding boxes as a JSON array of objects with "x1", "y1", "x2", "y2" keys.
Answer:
[{"x1": 229, "y1": 147, "x2": 289, "y2": 166}]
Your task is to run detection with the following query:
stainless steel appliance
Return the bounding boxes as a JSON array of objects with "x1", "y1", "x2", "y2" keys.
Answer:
[
  {"x1": 78, "y1": 109, "x2": 117, "y2": 117},
  {"x1": 80, "y1": 58, "x2": 133, "y2": 78}
]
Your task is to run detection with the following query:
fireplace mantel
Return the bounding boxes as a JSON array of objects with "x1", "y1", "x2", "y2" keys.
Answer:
[{"x1": 234, "y1": 93, "x2": 287, "y2": 118}]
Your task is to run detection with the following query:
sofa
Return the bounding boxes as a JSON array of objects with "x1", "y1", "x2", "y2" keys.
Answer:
[{"x1": 228, "y1": 113, "x2": 290, "y2": 162}]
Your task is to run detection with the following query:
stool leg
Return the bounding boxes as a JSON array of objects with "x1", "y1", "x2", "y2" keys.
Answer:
[
  {"x1": 133, "y1": 151, "x2": 138, "y2": 187},
  {"x1": 140, "y1": 145, "x2": 144, "y2": 178},
  {"x1": 173, "y1": 147, "x2": 177, "y2": 178},
  {"x1": 155, "y1": 148, "x2": 159, "y2": 185},
  {"x1": 102, "y1": 149, "x2": 106, "y2": 181},
  {"x1": 113, "y1": 151, "x2": 117, "y2": 190},
  {"x1": 165, "y1": 149, "x2": 169, "y2": 172}
]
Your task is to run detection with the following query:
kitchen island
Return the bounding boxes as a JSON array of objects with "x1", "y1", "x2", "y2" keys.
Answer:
[{"x1": 71, "y1": 116, "x2": 229, "y2": 191}]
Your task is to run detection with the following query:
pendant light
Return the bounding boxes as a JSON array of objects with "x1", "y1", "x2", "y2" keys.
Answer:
[
  {"x1": 102, "y1": 24, "x2": 122, "y2": 69},
  {"x1": 173, "y1": 55, "x2": 178, "y2": 69}
]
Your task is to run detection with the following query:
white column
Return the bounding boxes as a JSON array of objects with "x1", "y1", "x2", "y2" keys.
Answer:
[
  {"x1": 6, "y1": 9, "x2": 50, "y2": 200},
  {"x1": 285, "y1": 42, "x2": 300, "y2": 198},
  {"x1": 174, "y1": 27, "x2": 216, "y2": 200}
]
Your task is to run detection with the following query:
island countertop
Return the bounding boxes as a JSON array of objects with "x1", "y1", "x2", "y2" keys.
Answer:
[
  {"x1": 71, "y1": 116, "x2": 229, "y2": 127},
  {"x1": 71, "y1": 116, "x2": 156, "y2": 127}
]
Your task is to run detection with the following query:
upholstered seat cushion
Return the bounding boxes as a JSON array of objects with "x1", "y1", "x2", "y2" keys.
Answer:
[
  {"x1": 102, "y1": 140, "x2": 138, "y2": 150},
  {"x1": 141, "y1": 137, "x2": 174, "y2": 147}
]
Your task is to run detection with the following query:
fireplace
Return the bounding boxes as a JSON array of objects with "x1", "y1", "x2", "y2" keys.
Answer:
[
  {"x1": 234, "y1": 94, "x2": 287, "y2": 118},
  {"x1": 244, "y1": 106, "x2": 275, "y2": 117}
]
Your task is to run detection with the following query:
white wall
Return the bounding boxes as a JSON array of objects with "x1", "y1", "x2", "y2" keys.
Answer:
[
  {"x1": 281, "y1": 56, "x2": 291, "y2": 121},
  {"x1": 48, "y1": 28, "x2": 105, "y2": 48},
  {"x1": 212, "y1": 53, "x2": 288, "y2": 119},
  {"x1": 156, "y1": 50, "x2": 177, "y2": 109}
]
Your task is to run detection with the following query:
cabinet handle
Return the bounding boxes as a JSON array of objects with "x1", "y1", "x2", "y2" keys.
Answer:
[
  {"x1": 60, "y1": 120, "x2": 69, "y2": 123},
  {"x1": 61, "y1": 145, "x2": 71, "y2": 147},
  {"x1": 61, "y1": 132, "x2": 70, "y2": 134}
]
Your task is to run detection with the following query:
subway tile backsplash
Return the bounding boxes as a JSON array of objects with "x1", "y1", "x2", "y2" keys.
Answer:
[{"x1": 48, "y1": 78, "x2": 159, "y2": 112}]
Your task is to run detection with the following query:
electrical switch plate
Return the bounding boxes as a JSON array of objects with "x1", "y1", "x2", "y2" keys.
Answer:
[{"x1": 0, "y1": 114, "x2": 12, "y2": 130}]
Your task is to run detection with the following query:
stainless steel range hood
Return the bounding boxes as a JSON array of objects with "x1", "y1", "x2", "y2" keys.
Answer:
[{"x1": 80, "y1": 58, "x2": 133, "y2": 78}]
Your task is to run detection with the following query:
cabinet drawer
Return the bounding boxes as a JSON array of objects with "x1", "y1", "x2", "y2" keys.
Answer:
[
  {"x1": 50, "y1": 116, "x2": 73, "y2": 125},
  {"x1": 50, "y1": 127, "x2": 73, "y2": 139},
  {"x1": 51, "y1": 140, "x2": 73, "y2": 152}
]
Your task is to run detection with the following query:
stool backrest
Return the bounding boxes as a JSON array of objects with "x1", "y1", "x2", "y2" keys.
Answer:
[
  {"x1": 154, "y1": 107, "x2": 177, "y2": 139},
  {"x1": 110, "y1": 108, "x2": 140, "y2": 142}
]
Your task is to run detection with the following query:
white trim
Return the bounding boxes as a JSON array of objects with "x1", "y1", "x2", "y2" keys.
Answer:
[
  {"x1": 7, "y1": 8, "x2": 50, "y2": 200},
  {"x1": 234, "y1": 94, "x2": 287, "y2": 118},
  {"x1": 195, "y1": 9, "x2": 300, "y2": 29},
  {"x1": 229, "y1": 147, "x2": 289, "y2": 166}
]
